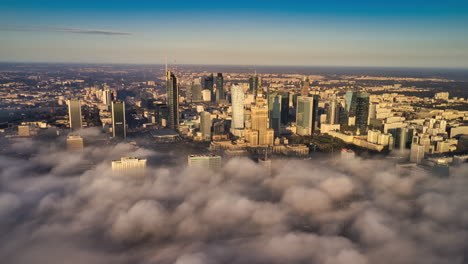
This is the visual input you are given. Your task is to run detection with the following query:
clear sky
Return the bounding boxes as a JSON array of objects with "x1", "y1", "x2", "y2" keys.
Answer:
[{"x1": 0, "y1": 0, "x2": 467, "y2": 68}]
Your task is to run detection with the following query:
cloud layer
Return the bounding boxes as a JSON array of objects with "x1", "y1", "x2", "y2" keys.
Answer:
[
  {"x1": 0, "y1": 132, "x2": 467, "y2": 264},
  {"x1": 0, "y1": 26, "x2": 131, "y2": 35}
]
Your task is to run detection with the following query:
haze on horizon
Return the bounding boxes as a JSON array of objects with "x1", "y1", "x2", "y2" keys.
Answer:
[{"x1": 0, "y1": 0, "x2": 467, "y2": 68}]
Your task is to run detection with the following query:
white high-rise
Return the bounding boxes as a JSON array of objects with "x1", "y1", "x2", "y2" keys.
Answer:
[
  {"x1": 231, "y1": 84, "x2": 245, "y2": 131},
  {"x1": 112, "y1": 157, "x2": 147, "y2": 177}
]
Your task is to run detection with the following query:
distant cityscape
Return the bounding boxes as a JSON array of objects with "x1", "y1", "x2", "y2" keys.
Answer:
[{"x1": 1, "y1": 63, "x2": 467, "y2": 175}]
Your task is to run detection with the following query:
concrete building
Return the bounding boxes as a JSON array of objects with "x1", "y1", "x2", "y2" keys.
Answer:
[
  {"x1": 66, "y1": 135, "x2": 84, "y2": 152},
  {"x1": 111, "y1": 157, "x2": 147, "y2": 177},
  {"x1": 200, "y1": 111, "x2": 212, "y2": 141},
  {"x1": 230, "y1": 84, "x2": 245, "y2": 135},
  {"x1": 410, "y1": 144, "x2": 425, "y2": 163},
  {"x1": 188, "y1": 155, "x2": 222, "y2": 170}
]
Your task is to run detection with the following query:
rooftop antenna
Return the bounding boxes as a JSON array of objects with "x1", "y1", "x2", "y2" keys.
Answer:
[{"x1": 165, "y1": 56, "x2": 168, "y2": 73}]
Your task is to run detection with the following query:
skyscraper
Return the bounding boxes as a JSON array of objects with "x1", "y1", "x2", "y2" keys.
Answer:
[
  {"x1": 166, "y1": 70, "x2": 179, "y2": 130},
  {"x1": 200, "y1": 111, "x2": 212, "y2": 141},
  {"x1": 204, "y1": 73, "x2": 214, "y2": 101},
  {"x1": 67, "y1": 99, "x2": 82, "y2": 131},
  {"x1": 188, "y1": 155, "x2": 222, "y2": 170},
  {"x1": 215, "y1": 73, "x2": 225, "y2": 102},
  {"x1": 301, "y1": 77, "x2": 310, "y2": 96},
  {"x1": 102, "y1": 89, "x2": 112, "y2": 105},
  {"x1": 296, "y1": 96, "x2": 319, "y2": 136},
  {"x1": 191, "y1": 78, "x2": 202, "y2": 102},
  {"x1": 355, "y1": 92, "x2": 370, "y2": 134},
  {"x1": 249, "y1": 75, "x2": 262, "y2": 96},
  {"x1": 327, "y1": 100, "x2": 340, "y2": 125},
  {"x1": 112, "y1": 100, "x2": 126, "y2": 139},
  {"x1": 231, "y1": 84, "x2": 245, "y2": 132},
  {"x1": 268, "y1": 91, "x2": 289, "y2": 136},
  {"x1": 246, "y1": 95, "x2": 274, "y2": 146}
]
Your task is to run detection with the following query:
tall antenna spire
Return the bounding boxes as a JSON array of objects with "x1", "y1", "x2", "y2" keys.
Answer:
[{"x1": 165, "y1": 56, "x2": 168, "y2": 73}]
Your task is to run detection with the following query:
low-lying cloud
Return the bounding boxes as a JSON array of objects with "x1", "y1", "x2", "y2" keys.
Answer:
[
  {"x1": 0, "y1": 26, "x2": 132, "y2": 35},
  {"x1": 0, "y1": 131, "x2": 467, "y2": 264}
]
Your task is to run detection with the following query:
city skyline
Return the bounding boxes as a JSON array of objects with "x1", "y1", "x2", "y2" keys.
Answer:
[{"x1": 1, "y1": 0, "x2": 467, "y2": 68}]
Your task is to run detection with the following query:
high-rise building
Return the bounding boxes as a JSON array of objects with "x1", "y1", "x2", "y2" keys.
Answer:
[
  {"x1": 345, "y1": 91, "x2": 357, "y2": 115},
  {"x1": 188, "y1": 155, "x2": 222, "y2": 170},
  {"x1": 215, "y1": 73, "x2": 224, "y2": 102},
  {"x1": 246, "y1": 95, "x2": 274, "y2": 146},
  {"x1": 296, "y1": 96, "x2": 319, "y2": 136},
  {"x1": 67, "y1": 99, "x2": 82, "y2": 131},
  {"x1": 249, "y1": 75, "x2": 262, "y2": 96},
  {"x1": 191, "y1": 78, "x2": 203, "y2": 102},
  {"x1": 203, "y1": 74, "x2": 214, "y2": 101},
  {"x1": 112, "y1": 100, "x2": 126, "y2": 139},
  {"x1": 111, "y1": 157, "x2": 147, "y2": 177},
  {"x1": 355, "y1": 92, "x2": 370, "y2": 134},
  {"x1": 268, "y1": 91, "x2": 289, "y2": 136},
  {"x1": 392, "y1": 127, "x2": 414, "y2": 150},
  {"x1": 166, "y1": 70, "x2": 179, "y2": 130},
  {"x1": 200, "y1": 111, "x2": 212, "y2": 141},
  {"x1": 410, "y1": 144, "x2": 425, "y2": 163},
  {"x1": 327, "y1": 100, "x2": 340, "y2": 125},
  {"x1": 102, "y1": 89, "x2": 112, "y2": 105},
  {"x1": 301, "y1": 77, "x2": 310, "y2": 96},
  {"x1": 231, "y1": 84, "x2": 245, "y2": 131},
  {"x1": 67, "y1": 135, "x2": 84, "y2": 152}
]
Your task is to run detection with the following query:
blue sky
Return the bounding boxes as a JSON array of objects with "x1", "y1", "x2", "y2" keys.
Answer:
[{"x1": 0, "y1": 0, "x2": 467, "y2": 68}]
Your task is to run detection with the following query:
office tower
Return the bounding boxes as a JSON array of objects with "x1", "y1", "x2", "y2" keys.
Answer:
[
  {"x1": 355, "y1": 92, "x2": 370, "y2": 134},
  {"x1": 102, "y1": 89, "x2": 112, "y2": 105},
  {"x1": 231, "y1": 84, "x2": 245, "y2": 130},
  {"x1": 301, "y1": 77, "x2": 310, "y2": 96},
  {"x1": 67, "y1": 99, "x2": 82, "y2": 131},
  {"x1": 296, "y1": 96, "x2": 319, "y2": 136},
  {"x1": 215, "y1": 73, "x2": 225, "y2": 102},
  {"x1": 268, "y1": 91, "x2": 289, "y2": 136},
  {"x1": 249, "y1": 75, "x2": 262, "y2": 96},
  {"x1": 188, "y1": 155, "x2": 222, "y2": 170},
  {"x1": 246, "y1": 95, "x2": 274, "y2": 146},
  {"x1": 200, "y1": 111, "x2": 212, "y2": 141},
  {"x1": 191, "y1": 78, "x2": 203, "y2": 102},
  {"x1": 112, "y1": 100, "x2": 126, "y2": 139},
  {"x1": 111, "y1": 157, "x2": 147, "y2": 177},
  {"x1": 203, "y1": 73, "x2": 214, "y2": 101},
  {"x1": 66, "y1": 135, "x2": 84, "y2": 152},
  {"x1": 392, "y1": 127, "x2": 414, "y2": 150},
  {"x1": 345, "y1": 91, "x2": 357, "y2": 116},
  {"x1": 327, "y1": 100, "x2": 340, "y2": 125},
  {"x1": 166, "y1": 70, "x2": 179, "y2": 130},
  {"x1": 410, "y1": 144, "x2": 425, "y2": 163}
]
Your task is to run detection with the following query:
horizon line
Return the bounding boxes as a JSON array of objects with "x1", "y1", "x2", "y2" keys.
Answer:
[{"x1": 0, "y1": 61, "x2": 467, "y2": 71}]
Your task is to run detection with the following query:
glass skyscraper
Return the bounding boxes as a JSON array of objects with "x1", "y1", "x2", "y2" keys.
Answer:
[
  {"x1": 67, "y1": 99, "x2": 82, "y2": 132},
  {"x1": 112, "y1": 100, "x2": 126, "y2": 139},
  {"x1": 268, "y1": 91, "x2": 289, "y2": 136},
  {"x1": 355, "y1": 92, "x2": 370, "y2": 133},
  {"x1": 166, "y1": 70, "x2": 179, "y2": 130},
  {"x1": 215, "y1": 73, "x2": 224, "y2": 102}
]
